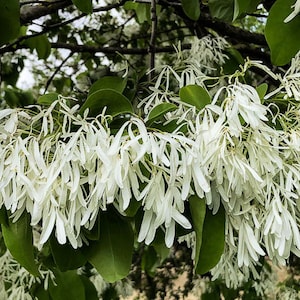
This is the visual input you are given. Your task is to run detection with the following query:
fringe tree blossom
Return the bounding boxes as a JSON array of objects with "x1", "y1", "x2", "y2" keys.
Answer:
[{"x1": 2, "y1": 37, "x2": 300, "y2": 290}]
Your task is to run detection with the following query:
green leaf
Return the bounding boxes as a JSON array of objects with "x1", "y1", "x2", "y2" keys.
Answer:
[
  {"x1": 33, "y1": 285, "x2": 51, "y2": 300},
  {"x1": 181, "y1": 0, "x2": 200, "y2": 21},
  {"x1": 189, "y1": 195, "x2": 206, "y2": 268},
  {"x1": 265, "y1": 0, "x2": 300, "y2": 66},
  {"x1": 49, "y1": 270, "x2": 86, "y2": 300},
  {"x1": 141, "y1": 246, "x2": 159, "y2": 276},
  {"x1": 79, "y1": 275, "x2": 99, "y2": 300},
  {"x1": 50, "y1": 235, "x2": 87, "y2": 272},
  {"x1": 72, "y1": 0, "x2": 93, "y2": 14},
  {"x1": 1, "y1": 212, "x2": 40, "y2": 276},
  {"x1": 147, "y1": 103, "x2": 177, "y2": 126},
  {"x1": 79, "y1": 89, "x2": 133, "y2": 117},
  {"x1": 233, "y1": 0, "x2": 260, "y2": 20},
  {"x1": 88, "y1": 76, "x2": 127, "y2": 96},
  {"x1": 256, "y1": 83, "x2": 268, "y2": 101},
  {"x1": 208, "y1": 0, "x2": 234, "y2": 21},
  {"x1": 196, "y1": 205, "x2": 225, "y2": 274},
  {"x1": 179, "y1": 85, "x2": 211, "y2": 110},
  {"x1": 0, "y1": 0, "x2": 20, "y2": 45},
  {"x1": 25, "y1": 34, "x2": 51, "y2": 59},
  {"x1": 85, "y1": 212, "x2": 134, "y2": 282},
  {"x1": 37, "y1": 93, "x2": 59, "y2": 106}
]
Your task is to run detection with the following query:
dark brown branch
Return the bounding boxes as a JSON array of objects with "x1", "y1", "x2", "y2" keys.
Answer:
[
  {"x1": 20, "y1": 0, "x2": 127, "y2": 25},
  {"x1": 50, "y1": 42, "x2": 191, "y2": 54},
  {"x1": 148, "y1": 0, "x2": 157, "y2": 81},
  {"x1": 44, "y1": 51, "x2": 73, "y2": 93},
  {"x1": 20, "y1": 0, "x2": 72, "y2": 24},
  {"x1": 198, "y1": 13, "x2": 267, "y2": 47}
]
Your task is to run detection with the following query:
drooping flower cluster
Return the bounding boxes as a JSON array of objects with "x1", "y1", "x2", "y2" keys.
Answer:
[{"x1": 2, "y1": 36, "x2": 300, "y2": 291}]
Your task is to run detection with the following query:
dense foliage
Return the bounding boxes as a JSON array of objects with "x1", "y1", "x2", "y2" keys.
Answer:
[{"x1": 1, "y1": 0, "x2": 300, "y2": 299}]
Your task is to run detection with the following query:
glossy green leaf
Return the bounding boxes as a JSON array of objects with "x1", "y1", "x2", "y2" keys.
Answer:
[
  {"x1": 79, "y1": 89, "x2": 133, "y2": 117},
  {"x1": 179, "y1": 85, "x2": 211, "y2": 110},
  {"x1": 265, "y1": 0, "x2": 300, "y2": 66},
  {"x1": 1, "y1": 212, "x2": 40, "y2": 276},
  {"x1": 72, "y1": 0, "x2": 93, "y2": 14},
  {"x1": 189, "y1": 195, "x2": 206, "y2": 268},
  {"x1": 208, "y1": 0, "x2": 234, "y2": 21},
  {"x1": 38, "y1": 93, "x2": 59, "y2": 106},
  {"x1": 25, "y1": 35, "x2": 51, "y2": 59},
  {"x1": 147, "y1": 103, "x2": 177, "y2": 126},
  {"x1": 88, "y1": 76, "x2": 127, "y2": 96},
  {"x1": 50, "y1": 235, "x2": 87, "y2": 272},
  {"x1": 181, "y1": 0, "x2": 200, "y2": 21},
  {"x1": 49, "y1": 270, "x2": 85, "y2": 300},
  {"x1": 196, "y1": 205, "x2": 225, "y2": 274},
  {"x1": 85, "y1": 212, "x2": 134, "y2": 282},
  {"x1": 256, "y1": 83, "x2": 268, "y2": 101},
  {"x1": 0, "y1": 0, "x2": 20, "y2": 45}
]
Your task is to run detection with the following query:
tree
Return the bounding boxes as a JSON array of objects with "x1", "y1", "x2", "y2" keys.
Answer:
[{"x1": 1, "y1": 0, "x2": 300, "y2": 299}]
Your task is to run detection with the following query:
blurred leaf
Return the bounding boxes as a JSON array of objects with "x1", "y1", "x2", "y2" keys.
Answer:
[
  {"x1": 72, "y1": 0, "x2": 93, "y2": 14},
  {"x1": 79, "y1": 275, "x2": 98, "y2": 300},
  {"x1": 265, "y1": 0, "x2": 300, "y2": 65},
  {"x1": 88, "y1": 76, "x2": 127, "y2": 96},
  {"x1": 179, "y1": 85, "x2": 211, "y2": 110},
  {"x1": 233, "y1": 0, "x2": 260, "y2": 20},
  {"x1": 25, "y1": 34, "x2": 51, "y2": 59},
  {"x1": 49, "y1": 270, "x2": 85, "y2": 300},
  {"x1": 0, "y1": 0, "x2": 20, "y2": 45},
  {"x1": 147, "y1": 103, "x2": 177, "y2": 126},
  {"x1": 208, "y1": 0, "x2": 234, "y2": 21},
  {"x1": 50, "y1": 235, "x2": 87, "y2": 272},
  {"x1": 256, "y1": 83, "x2": 268, "y2": 101},
  {"x1": 33, "y1": 285, "x2": 51, "y2": 300},
  {"x1": 189, "y1": 195, "x2": 206, "y2": 268},
  {"x1": 1, "y1": 212, "x2": 40, "y2": 276},
  {"x1": 79, "y1": 89, "x2": 133, "y2": 117},
  {"x1": 38, "y1": 93, "x2": 59, "y2": 106},
  {"x1": 196, "y1": 205, "x2": 225, "y2": 274},
  {"x1": 141, "y1": 246, "x2": 159, "y2": 276},
  {"x1": 181, "y1": 0, "x2": 200, "y2": 21},
  {"x1": 84, "y1": 212, "x2": 134, "y2": 282},
  {"x1": 5, "y1": 88, "x2": 34, "y2": 107}
]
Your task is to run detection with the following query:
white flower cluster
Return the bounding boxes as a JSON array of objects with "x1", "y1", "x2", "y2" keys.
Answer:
[
  {"x1": 2, "y1": 37, "x2": 300, "y2": 290},
  {"x1": 0, "y1": 250, "x2": 54, "y2": 300}
]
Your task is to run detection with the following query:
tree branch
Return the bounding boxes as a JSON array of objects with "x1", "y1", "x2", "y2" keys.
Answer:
[
  {"x1": 148, "y1": 0, "x2": 157, "y2": 81},
  {"x1": 20, "y1": 0, "x2": 72, "y2": 24}
]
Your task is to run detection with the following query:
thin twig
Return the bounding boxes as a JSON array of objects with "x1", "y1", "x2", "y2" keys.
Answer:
[
  {"x1": 148, "y1": 0, "x2": 157, "y2": 81},
  {"x1": 44, "y1": 51, "x2": 73, "y2": 93}
]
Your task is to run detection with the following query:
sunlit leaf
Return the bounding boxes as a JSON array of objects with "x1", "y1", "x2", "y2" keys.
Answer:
[
  {"x1": 80, "y1": 89, "x2": 133, "y2": 117},
  {"x1": 88, "y1": 76, "x2": 127, "y2": 96},
  {"x1": 179, "y1": 85, "x2": 211, "y2": 110},
  {"x1": 37, "y1": 93, "x2": 59, "y2": 106}
]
